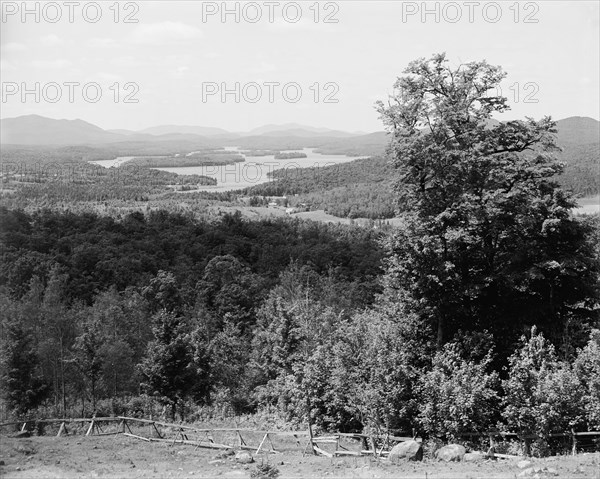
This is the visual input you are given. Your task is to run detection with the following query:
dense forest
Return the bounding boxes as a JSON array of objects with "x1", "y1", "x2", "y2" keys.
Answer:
[
  {"x1": 1, "y1": 54, "x2": 599, "y2": 456},
  {"x1": 1, "y1": 127, "x2": 597, "y2": 222},
  {"x1": 0, "y1": 209, "x2": 383, "y2": 419},
  {"x1": 127, "y1": 152, "x2": 245, "y2": 168},
  {"x1": 243, "y1": 156, "x2": 396, "y2": 219}
]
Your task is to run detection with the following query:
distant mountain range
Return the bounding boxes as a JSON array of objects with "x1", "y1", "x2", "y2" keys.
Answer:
[
  {"x1": 555, "y1": 116, "x2": 600, "y2": 145},
  {"x1": 2, "y1": 114, "x2": 598, "y2": 148},
  {"x1": 0, "y1": 115, "x2": 127, "y2": 145},
  {"x1": 1, "y1": 114, "x2": 597, "y2": 197},
  {"x1": 0, "y1": 115, "x2": 364, "y2": 145}
]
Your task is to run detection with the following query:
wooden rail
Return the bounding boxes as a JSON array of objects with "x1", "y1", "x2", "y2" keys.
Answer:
[
  {"x1": 0, "y1": 416, "x2": 423, "y2": 457},
  {"x1": 457, "y1": 430, "x2": 600, "y2": 456},
  {"x1": 5, "y1": 417, "x2": 598, "y2": 457}
]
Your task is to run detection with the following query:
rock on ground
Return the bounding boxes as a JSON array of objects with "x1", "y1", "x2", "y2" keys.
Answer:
[
  {"x1": 235, "y1": 451, "x2": 254, "y2": 464},
  {"x1": 518, "y1": 460, "x2": 533, "y2": 469},
  {"x1": 215, "y1": 449, "x2": 235, "y2": 459},
  {"x1": 518, "y1": 466, "x2": 559, "y2": 477},
  {"x1": 388, "y1": 440, "x2": 423, "y2": 462},
  {"x1": 435, "y1": 444, "x2": 466, "y2": 462},
  {"x1": 464, "y1": 452, "x2": 485, "y2": 462}
]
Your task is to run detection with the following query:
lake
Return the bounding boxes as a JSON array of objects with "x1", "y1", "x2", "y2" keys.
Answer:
[
  {"x1": 575, "y1": 196, "x2": 600, "y2": 216},
  {"x1": 91, "y1": 148, "x2": 365, "y2": 192}
]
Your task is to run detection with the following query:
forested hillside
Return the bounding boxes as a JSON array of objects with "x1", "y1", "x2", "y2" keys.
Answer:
[
  {"x1": 243, "y1": 156, "x2": 396, "y2": 218},
  {"x1": 0, "y1": 208, "x2": 383, "y2": 418},
  {"x1": 1, "y1": 55, "x2": 599, "y2": 457},
  {"x1": 241, "y1": 119, "x2": 598, "y2": 218}
]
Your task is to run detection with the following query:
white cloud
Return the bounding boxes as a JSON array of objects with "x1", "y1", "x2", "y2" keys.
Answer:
[
  {"x1": 1, "y1": 59, "x2": 17, "y2": 72},
  {"x1": 95, "y1": 72, "x2": 123, "y2": 82},
  {"x1": 111, "y1": 55, "x2": 151, "y2": 68},
  {"x1": 1, "y1": 42, "x2": 27, "y2": 52},
  {"x1": 40, "y1": 34, "x2": 63, "y2": 47},
  {"x1": 31, "y1": 59, "x2": 72, "y2": 69},
  {"x1": 88, "y1": 38, "x2": 118, "y2": 48},
  {"x1": 130, "y1": 22, "x2": 202, "y2": 46},
  {"x1": 173, "y1": 66, "x2": 190, "y2": 78},
  {"x1": 250, "y1": 61, "x2": 277, "y2": 74},
  {"x1": 266, "y1": 18, "x2": 340, "y2": 33}
]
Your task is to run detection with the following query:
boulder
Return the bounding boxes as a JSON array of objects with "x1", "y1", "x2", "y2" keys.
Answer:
[
  {"x1": 389, "y1": 440, "x2": 423, "y2": 462},
  {"x1": 464, "y1": 452, "x2": 485, "y2": 462},
  {"x1": 435, "y1": 444, "x2": 466, "y2": 462},
  {"x1": 235, "y1": 451, "x2": 254, "y2": 464},
  {"x1": 215, "y1": 449, "x2": 235, "y2": 459},
  {"x1": 518, "y1": 466, "x2": 559, "y2": 477}
]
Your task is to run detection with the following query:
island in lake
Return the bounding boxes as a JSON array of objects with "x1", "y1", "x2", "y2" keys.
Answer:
[
  {"x1": 128, "y1": 151, "x2": 245, "y2": 168},
  {"x1": 273, "y1": 151, "x2": 308, "y2": 160}
]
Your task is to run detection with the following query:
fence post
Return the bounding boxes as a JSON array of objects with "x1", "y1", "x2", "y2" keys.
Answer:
[
  {"x1": 571, "y1": 429, "x2": 577, "y2": 456},
  {"x1": 369, "y1": 436, "x2": 378, "y2": 458},
  {"x1": 487, "y1": 433, "x2": 495, "y2": 458},
  {"x1": 86, "y1": 420, "x2": 95, "y2": 436}
]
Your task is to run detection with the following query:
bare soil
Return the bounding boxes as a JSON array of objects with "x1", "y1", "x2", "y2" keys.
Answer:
[{"x1": 1, "y1": 434, "x2": 599, "y2": 479}]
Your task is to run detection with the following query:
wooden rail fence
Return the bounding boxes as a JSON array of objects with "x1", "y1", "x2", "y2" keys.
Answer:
[
  {"x1": 458, "y1": 430, "x2": 600, "y2": 456},
  {"x1": 0, "y1": 417, "x2": 421, "y2": 458},
  {"x1": 3, "y1": 419, "x2": 598, "y2": 457}
]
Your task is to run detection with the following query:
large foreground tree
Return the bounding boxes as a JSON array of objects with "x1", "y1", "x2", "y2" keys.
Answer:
[
  {"x1": 139, "y1": 310, "x2": 207, "y2": 421},
  {"x1": 377, "y1": 53, "x2": 599, "y2": 358},
  {"x1": 0, "y1": 320, "x2": 49, "y2": 416}
]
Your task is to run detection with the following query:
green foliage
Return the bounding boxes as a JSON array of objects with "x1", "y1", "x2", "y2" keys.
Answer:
[
  {"x1": 139, "y1": 310, "x2": 204, "y2": 421},
  {"x1": 557, "y1": 142, "x2": 600, "y2": 197},
  {"x1": 502, "y1": 327, "x2": 585, "y2": 448},
  {"x1": 252, "y1": 291, "x2": 345, "y2": 429},
  {"x1": 0, "y1": 320, "x2": 49, "y2": 416},
  {"x1": 376, "y1": 52, "x2": 599, "y2": 357},
  {"x1": 99, "y1": 338, "x2": 135, "y2": 398},
  {"x1": 196, "y1": 255, "x2": 265, "y2": 334},
  {"x1": 206, "y1": 317, "x2": 252, "y2": 413},
  {"x1": 0, "y1": 54, "x2": 597, "y2": 456},
  {"x1": 417, "y1": 343, "x2": 500, "y2": 440},
  {"x1": 244, "y1": 156, "x2": 396, "y2": 219},
  {"x1": 250, "y1": 462, "x2": 280, "y2": 479},
  {"x1": 142, "y1": 270, "x2": 183, "y2": 315},
  {"x1": 336, "y1": 309, "x2": 421, "y2": 433},
  {"x1": 574, "y1": 330, "x2": 600, "y2": 429},
  {"x1": 0, "y1": 208, "x2": 383, "y2": 306},
  {"x1": 128, "y1": 152, "x2": 244, "y2": 168},
  {"x1": 73, "y1": 316, "x2": 105, "y2": 410},
  {"x1": 273, "y1": 152, "x2": 307, "y2": 160}
]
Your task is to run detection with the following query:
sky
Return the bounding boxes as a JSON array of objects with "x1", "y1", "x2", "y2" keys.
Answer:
[{"x1": 1, "y1": 1, "x2": 599, "y2": 132}]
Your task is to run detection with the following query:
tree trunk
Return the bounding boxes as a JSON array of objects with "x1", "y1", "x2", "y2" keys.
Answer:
[
  {"x1": 60, "y1": 337, "x2": 66, "y2": 416},
  {"x1": 91, "y1": 379, "x2": 96, "y2": 412},
  {"x1": 436, "y1": 313, "x2": 444, "y2": 351}
]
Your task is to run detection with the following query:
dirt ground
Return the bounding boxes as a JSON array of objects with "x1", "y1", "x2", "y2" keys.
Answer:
[{"x1": 1, "y1": 434, "x2": 600, "y2": 479}]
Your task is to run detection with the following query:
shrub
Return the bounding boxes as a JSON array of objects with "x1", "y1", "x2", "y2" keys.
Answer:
[
  {"x1": 502, "y1": 327, "x2": 585, "y2": 455},
  {"x1": 574, "y1": 329, "x2": 600, "y2": 429},
  {"x1": 417, "y1": 343, "x2": 499, "y2": 440},
  {"x1": 250, "y1": 463, "x2": 280, "y2": 479}
]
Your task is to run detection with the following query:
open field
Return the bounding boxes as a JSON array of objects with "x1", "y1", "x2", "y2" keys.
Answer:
[
  {"x1": 576, "y1": 196, "x2": 600, "y2": 216},
  {"x1": 206, "y1": 205, "x2": 404, "y2": 227},
  {"x1": 1, "y1": 434, "x2": 599, "y2": 479}
]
